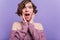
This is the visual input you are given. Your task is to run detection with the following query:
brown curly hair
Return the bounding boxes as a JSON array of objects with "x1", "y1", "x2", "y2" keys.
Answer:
[{"x1": 16, "y1": 0, "x2": 37, "y2": 16}]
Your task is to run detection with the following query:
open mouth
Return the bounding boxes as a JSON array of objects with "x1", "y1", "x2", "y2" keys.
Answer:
[{"x1": 25, "y1": 14, "x2": 30, "y2": 16}]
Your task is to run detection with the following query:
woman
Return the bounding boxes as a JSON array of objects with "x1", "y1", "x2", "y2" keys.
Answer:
[{"x1": 10, "y1": 0, "x2": 46, "y2": 40}]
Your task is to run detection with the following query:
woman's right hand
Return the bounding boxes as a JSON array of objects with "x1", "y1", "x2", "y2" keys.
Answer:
[
  {"x1": 22, "y1": 14, "x2": 28, "y2": 23},
  {"x1": 21, "y1": 14, "x2": 29, "y2": 33}
]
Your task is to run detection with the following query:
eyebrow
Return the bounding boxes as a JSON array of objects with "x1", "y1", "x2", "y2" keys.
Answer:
[{"x1": 25, "y1": 4, "x2": 33, "y2": 7}]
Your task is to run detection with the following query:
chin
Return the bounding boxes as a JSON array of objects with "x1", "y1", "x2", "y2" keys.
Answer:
[{"x1": 26, "y1": 19, "x2": 30, "y2": 22}]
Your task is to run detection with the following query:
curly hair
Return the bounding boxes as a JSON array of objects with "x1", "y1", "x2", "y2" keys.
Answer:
[{"x1": 16, "y1": 0, "x2": 37, "y2": 16}]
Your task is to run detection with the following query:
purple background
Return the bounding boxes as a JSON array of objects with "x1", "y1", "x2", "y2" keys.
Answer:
[{"x1": 0, "y1": 0, "x2": 60, "y2": 40}]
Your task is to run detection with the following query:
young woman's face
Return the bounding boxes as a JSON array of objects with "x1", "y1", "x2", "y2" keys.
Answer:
[{"x1": 22, "y1": 2, "x2": 34, "y2": 22}]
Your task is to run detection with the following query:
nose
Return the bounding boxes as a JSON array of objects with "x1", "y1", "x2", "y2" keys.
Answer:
[{"x1": 25, "y1": 8, "x2": 29, "y2": 12}]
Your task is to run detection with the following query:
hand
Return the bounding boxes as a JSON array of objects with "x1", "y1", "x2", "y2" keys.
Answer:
[
  {"x1": 21, "y1": 14, "x2": 29, "y2": 33},
  {"x1": 22, "y1": 14, "x2": 28, "y2": 23},
  {"x1": 29, "y1": 14, "x2": 35, "y2": 23},
  {"x1": 28, "y1": 14, "x2": 35, "y2": 34}
]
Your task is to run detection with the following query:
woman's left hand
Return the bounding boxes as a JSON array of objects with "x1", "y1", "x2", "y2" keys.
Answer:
[{"x1": 29, "y1": 14, "x2": 35, "y2": 23}]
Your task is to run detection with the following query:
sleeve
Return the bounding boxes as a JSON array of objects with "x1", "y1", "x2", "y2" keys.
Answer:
[
  {"x1": 9, "y1": 22, "x2": 28, "y2": 40},
  {"x1": 9, "y1": 30, "x2": 20, "y2": 40},
  {"x1": 28, "y1": 23, "x2": 46, "y2": 40},
  {"x1": 9, "y1": 30, "x2": 28, "y2": 40},
  {"x1": 37, "y1": 30, "x2": 46, "y2": 40}
]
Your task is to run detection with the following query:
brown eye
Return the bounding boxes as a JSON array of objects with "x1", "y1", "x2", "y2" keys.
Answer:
[{"x1": 29, "y1": 6, "x2": 33, "y2": 9}]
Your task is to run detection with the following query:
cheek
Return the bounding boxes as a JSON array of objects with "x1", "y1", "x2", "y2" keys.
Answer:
[
  {"x1": 22, "y1": 9, "x2": 26, "y2": 15},
  {"x1": 29, "y1": 9, "x2": 33, "y2": 16},
  {"x1": 30, "y1": 9, "x2": 33, "y2": 13},
  {"x1": 22, "y1": 9, "x2": 25, "y2": 13}
]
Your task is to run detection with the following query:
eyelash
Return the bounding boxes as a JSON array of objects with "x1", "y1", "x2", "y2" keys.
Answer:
[{"x1": 24, "y1": 6, "x2": 33, "y2": 9}]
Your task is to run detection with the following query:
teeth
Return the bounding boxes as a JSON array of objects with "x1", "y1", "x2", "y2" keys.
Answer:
[{"x1": 25, "y1": 14, "x2": 30, "y2": 16}]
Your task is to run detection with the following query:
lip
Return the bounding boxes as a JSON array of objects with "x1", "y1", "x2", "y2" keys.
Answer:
[
  {"x1": 24, "y1": 13, "x2": 30, "y2": 19},
  {"x1": 25, "y1": 14, "x2": 30, "y2": 16}
]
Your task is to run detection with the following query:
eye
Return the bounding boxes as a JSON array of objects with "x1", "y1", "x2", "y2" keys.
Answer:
[{"x1": 29, "y1": 6, "x2": 33, "y2": 9}]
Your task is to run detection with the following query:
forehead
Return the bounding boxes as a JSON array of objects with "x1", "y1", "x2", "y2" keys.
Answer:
[{"x1": 25, "y1": 2, "x2": 33, "y2": 6}]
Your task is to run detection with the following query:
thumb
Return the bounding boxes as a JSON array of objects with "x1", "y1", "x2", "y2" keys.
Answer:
[{"x1": 22, "y1": 14, "x2": 27, "y2": 23}]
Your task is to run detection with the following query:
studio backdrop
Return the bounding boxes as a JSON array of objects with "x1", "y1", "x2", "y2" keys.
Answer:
[{"x1": 0, "y1": 0, "x2": 60, "y2": 40}]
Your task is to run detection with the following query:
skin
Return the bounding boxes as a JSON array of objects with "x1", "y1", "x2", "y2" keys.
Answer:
[
  {"x1": 12, "y1": 2, "x2": 44, "y2": 31},
  {"x1": 22, "y1": 2, "x2": 34, "y2": 22},
  {"x1": 10, "y1": 2, "x2": 46, "y2": 40}
]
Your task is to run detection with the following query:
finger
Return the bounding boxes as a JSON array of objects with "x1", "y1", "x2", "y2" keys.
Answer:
[
  {"x1": 22, "y1": 14, "x2": 27, "y2": 22},
  {"x1": 30, "y1": 14, "x2": 35, "y2": 23}
]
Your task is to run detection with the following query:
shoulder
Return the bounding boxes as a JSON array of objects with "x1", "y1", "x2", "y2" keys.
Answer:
[
  {"x1": 33, "y1": 22, "x2": 44, "y2": 30},
  {"x1": 12, "y1": 22, "x2": 22, "y2": 31}
]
